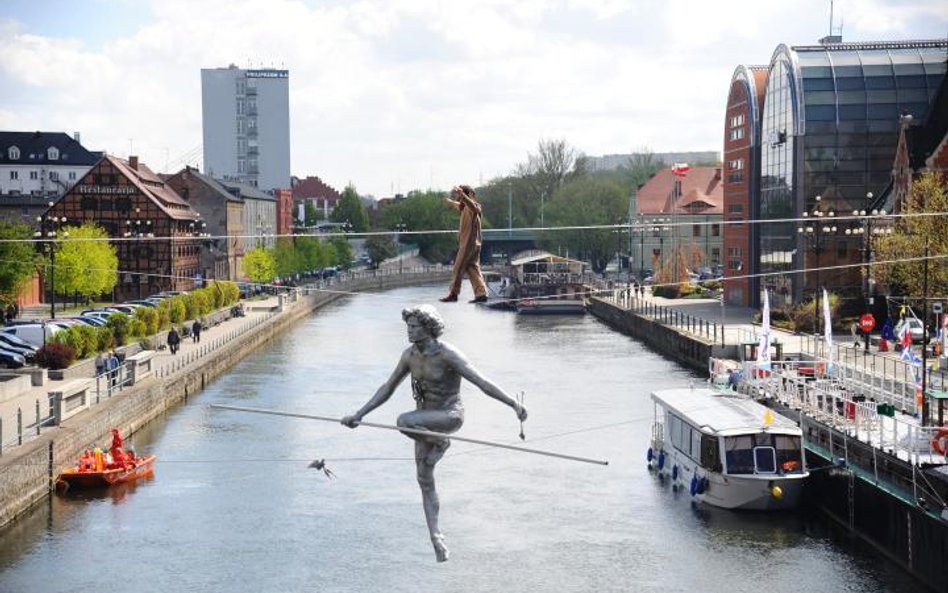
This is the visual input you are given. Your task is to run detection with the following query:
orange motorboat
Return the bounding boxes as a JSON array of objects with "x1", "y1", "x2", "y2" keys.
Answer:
[{"x1": 57, "y1": 428, "x2": 156, "y2": 489}]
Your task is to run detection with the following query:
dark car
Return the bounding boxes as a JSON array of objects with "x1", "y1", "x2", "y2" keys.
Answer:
[{"x1": 0, "y1": 347, "x2": 26, "y2": 369}]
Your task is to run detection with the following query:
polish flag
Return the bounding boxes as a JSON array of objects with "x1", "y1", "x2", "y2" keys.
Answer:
[{"x1": 671, "y1": 163, "x2": 690, "y2": 177}]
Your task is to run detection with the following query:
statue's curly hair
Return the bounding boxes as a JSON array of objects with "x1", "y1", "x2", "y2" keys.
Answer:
[{"x1": 402, "y1": 304, "x2": 445, "y2": 338}]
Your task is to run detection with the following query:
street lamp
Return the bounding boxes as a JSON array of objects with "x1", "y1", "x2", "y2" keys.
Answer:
[
  {"x1": 844, "y1": 192, "x2": 893, "y2": 351},
  {"x1": 125, "y1": 208, "x2": 153, "y2": 299},
  {"x1": 648, "y1": 218, "x2": 671, "y2": 280},
  {"x1": 394, "y1": 222, "x2": 408, "y2": 274},
  {"x1": 798, "y1": 195, "x2": 837, "y2": 337},
  {"x1": 35, "y1": 203, "x2": 68, "y2": 318}
]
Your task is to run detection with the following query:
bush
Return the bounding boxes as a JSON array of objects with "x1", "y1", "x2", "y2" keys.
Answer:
[
  {"x1": 128, "y1": 318, "x2": 146, "y2": 338},
  {"x1": 138, "y1": 338, "x2": 153, "y2": 350},
  {"x1": 156, "y1": 304, "x2": 171, "y2": 331},
  {"x1": 36, "y1": 342, "x2": 76, "y2": 370},
  {"x1": 96, "y1": 326, "x2": 115, "y2": 352},
  {"x1": 51, "y1": 325, "x2": 96, "y2": 359},
  {"x1": 135, "y1": 306, "x2": 160, "y2": 335},
  {"x1": 166, "y1": 296, "x2": 187, "y2": 323},
  {"x1": 106, "y1": 313, "x2": 130, "y2": 346}
]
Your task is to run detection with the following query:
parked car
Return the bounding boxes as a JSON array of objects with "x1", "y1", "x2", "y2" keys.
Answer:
[
  {"x1": 81, "y1": 311, "x2": 123, "y2": 324},
  {"x1": 895, "y1": 318, "x2": 925, "y2": 344},
  {"x1": 106, "y1": 304, "x2": 142, "y2": 315},
  {"x1": 124, "y1": 299, "x2": 157, "y2": 308},
  {"x1": 0, "y1": 333, "x2": 37, "y2": 362},
  {"x1": 0, "y1": 347, "x2": 26, "y2": 369},
  {"x1": 0, "y1": 323, "x2": 61, "y2": 348},
  {"x1": 72, "y1": 316, "x2": 107, "y2": 327}
]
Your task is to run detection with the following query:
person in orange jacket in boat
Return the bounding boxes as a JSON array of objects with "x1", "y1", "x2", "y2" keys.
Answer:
[
  {"x1": 79, "y1": 450, "x2": 94, "y2": 472},
  {"x1": 109, "y1": 428, "x2": 135, "y2": 469}
]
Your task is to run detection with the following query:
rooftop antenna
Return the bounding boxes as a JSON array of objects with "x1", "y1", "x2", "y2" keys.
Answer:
[{"x1": 820, "y1": 0, "x2": 843, "y2": 44}]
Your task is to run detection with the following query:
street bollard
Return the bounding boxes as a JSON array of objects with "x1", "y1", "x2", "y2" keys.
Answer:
[
  {"x1": 35, "y1": 399, "x2": 40, "y2": 435},
  {"x1": 17, "y1": 408, "x2": 22, "y2": 445}
]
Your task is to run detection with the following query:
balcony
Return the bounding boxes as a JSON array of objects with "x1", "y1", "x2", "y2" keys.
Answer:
[{"x1": 246, "y1": 86, "x2": 257, "y2": 96}]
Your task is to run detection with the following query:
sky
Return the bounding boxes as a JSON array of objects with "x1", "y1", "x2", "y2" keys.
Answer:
[{"x1": 1, "y1": 0, "x2": 947, "y2": 198}]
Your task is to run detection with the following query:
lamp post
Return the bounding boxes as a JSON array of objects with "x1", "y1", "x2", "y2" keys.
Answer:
[
  {"x1": 125, "y1": 208, "x2": 153, "y2": 299},
  {"x1": 648, "y1": 218, "x2": 670, "y2": 280},
  {"x1": 844, "y1": 192, "x2": 892, "y2": 352},
  {"x1": 798, "y1": 195, "x2": 837, "y2": 337},
  {"x1": 35, "y1": 203, "x2": 68, "y2": 318},
  {"x1": 394, "y1": 222, "x2": 408, "y2": 274}
]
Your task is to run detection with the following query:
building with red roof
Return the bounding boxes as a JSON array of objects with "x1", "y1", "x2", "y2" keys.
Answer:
[{"x1": 630, "y1": 166, "x2": 723, "y2": 279}]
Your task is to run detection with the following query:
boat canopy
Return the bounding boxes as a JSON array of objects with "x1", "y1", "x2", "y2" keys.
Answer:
[
  {"x1": 509, "y1": 251, "x2": 587, "y2": 284},
  {"x1": 651, "y1": 388, "x2": 801, "y2": 436}
]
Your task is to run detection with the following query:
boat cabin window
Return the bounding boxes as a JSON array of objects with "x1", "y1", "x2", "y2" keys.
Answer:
[
  {"x1": 724, "y1": 433, "x2": 803, "y2": 475},
  {"x1": 700, "y1": 435, "x2": 722, "y2": 472},
  {"x1": 667, "y1": 413, "x2": 705, "y2": 463}
]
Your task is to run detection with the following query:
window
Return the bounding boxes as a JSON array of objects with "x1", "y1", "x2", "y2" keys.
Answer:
[
  {"x1": 68, "y1": 171, "x2": 76, "y2": 180},
  {"x1": 728, "y1": 247, "x2": 743, "y2": 257},
  {"x1": 236, "y1": 118, "x2": 245, "y2": 135},
  {"x1": 729, "y1": 158, "x2": 744, "y2": 170},
  {"x1": 729, "y1": 128, "x2": 745, "y2": 141},
  {"x1": 693, "y1": 224, "x2": 701, "y2": 237},
  {"x1": 29, "y1": 170, "x2": 38, "y2": 180},
  {"x1": 237, "y1": 99, "x2": 245, "y2": 115},
  {"x1": 49, "y1": 171, "x2": 59, "y2": 181},
  {"x1": 47, "y1": 147, "x2": 59, "y2": 160},
  {"x1": 728, "y1": 204, "x2": 744, "y2": 214},
  {"x1": 8, "y1": 146, "x2": 19, "y2": 160},
  {"x1": 711, "y1": 225, "x2": 720, "y2": 237},
  {"x1": 9, "y1": 171, "x2": 18, "y2": 180}
]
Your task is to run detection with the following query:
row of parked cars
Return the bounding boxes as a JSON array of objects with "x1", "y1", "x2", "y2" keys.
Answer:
[{"x1": 0, "y1": 291, "x2": 188, "y2": 369}]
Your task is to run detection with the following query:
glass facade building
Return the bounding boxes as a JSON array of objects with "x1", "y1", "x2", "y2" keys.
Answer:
[{"x1": 756, "y1": 40, "x2": 948, "y2": 307}]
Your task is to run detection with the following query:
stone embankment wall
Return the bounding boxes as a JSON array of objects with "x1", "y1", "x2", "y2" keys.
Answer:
[
  {"x1": 586, "y1": 297, "x2": 720, "y2": 374},
  {"x1": 0, "y1": 271, "x2": 450, "y2": 531}
]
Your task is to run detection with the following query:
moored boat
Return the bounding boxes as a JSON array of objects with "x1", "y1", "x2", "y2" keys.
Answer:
[
  {"x1": 58, "y1": 454, "x2": 157, "y2": 489},
  {"x1": 647, "y1": 386, "x2": 807, "y2": 510}
]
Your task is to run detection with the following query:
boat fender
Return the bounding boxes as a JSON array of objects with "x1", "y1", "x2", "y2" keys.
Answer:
[
  {"x1": 696, "y1": 477, "x2": 708, "y2": 495},
  {"x1": 657, "y1": 451, "x2": 666, "y2": 471},
  {"x1": 690, "y1": 475, "x2": 698, "y2": 497},
  {"x1": 932, "y1": 428, "x2": 948, "y2": 456},
  {"x1": 770, "y1": 485, "x2": 784, "y2": 500},
  {"x1": 672, "y1": 465, "x2": 679, "y2": 481},
  {"x1": 647, "y1": 447, "x2": 654, "y2": 463}
]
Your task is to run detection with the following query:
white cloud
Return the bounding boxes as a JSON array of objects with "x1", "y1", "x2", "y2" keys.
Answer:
[{"x1": 0, "y1": 0, "x2": 946, "y2": 196}]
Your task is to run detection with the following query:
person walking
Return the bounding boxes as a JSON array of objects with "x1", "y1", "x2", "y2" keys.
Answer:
[
  {"x1": 439, "y1": 185, "x2": 488, "y2": 304},
  {"x1": 167, "y1": 326, "x2": 181, "y2": 355},
  {"x1": 106, "y1": 351, "x2": 120, "y2": 388},
  {"x1": 94, "y1": 351, "x2": 106, "y2": 378},
  {"x1": 192, "y1": 319, "x2": 202, "y2": 343}
]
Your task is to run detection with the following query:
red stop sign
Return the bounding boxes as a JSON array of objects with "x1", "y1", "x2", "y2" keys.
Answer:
[{"x1": 859, "y1": 313, "x2": 876, "y2": 332}]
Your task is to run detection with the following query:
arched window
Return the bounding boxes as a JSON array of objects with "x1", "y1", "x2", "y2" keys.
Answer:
[
  {"x1": 8, "y1": 146, "x2": 20, "y2": 160},
  {"x1": 47, "y1": 146, "x2": 60, "y2": 160}
]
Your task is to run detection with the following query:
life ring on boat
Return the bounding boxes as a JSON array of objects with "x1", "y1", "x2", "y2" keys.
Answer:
[
  {"x1": 781, "y1": 460, "x2": 800, "y2": 473},
  {"x1": 815, "y1": 361, "x2": 826, "y2": 377},
  {"x1": 646, "y1": 447, "x2": 654, "y2": 463},
  {"x1": 657, "y1": 451, "x2": 666, "y2": 471},
  {"x1": 932, "y1": 428, "x2": 948, "y2": 456}
]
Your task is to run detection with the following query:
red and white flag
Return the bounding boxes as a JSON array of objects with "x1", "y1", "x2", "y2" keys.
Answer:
[{"x1": 671, "y1": 163, "x2": 690, "y2": 177}]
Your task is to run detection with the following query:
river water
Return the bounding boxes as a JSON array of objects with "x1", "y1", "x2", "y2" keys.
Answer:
[{"x1": 0, "y1": 284, "x2": 926, "y2": 593}]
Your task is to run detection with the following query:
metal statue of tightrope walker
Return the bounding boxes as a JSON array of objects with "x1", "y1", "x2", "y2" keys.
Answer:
[{"x1": 213, "y1": 304, "x2": 607, "y2": 562}]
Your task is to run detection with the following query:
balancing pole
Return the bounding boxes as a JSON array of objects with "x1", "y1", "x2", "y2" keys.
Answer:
[{"x1": 210, "y1": 403, "x2": 608, "y2": 466}]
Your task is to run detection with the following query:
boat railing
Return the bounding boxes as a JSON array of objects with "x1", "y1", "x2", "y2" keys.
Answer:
[{"x1": 747, "y1": 361, "x2": 948, "y2": 469}]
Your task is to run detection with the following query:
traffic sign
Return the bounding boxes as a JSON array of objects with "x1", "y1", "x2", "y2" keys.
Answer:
[
  {"x1": 934, "y1": 302, "x2": 943, "y2": 314},
  {"x1": 859, "y1": 313, "x2": 876, "y2": 333}
]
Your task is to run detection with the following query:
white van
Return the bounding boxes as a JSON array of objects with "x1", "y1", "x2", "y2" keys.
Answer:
[{"x1": 0, "y1": 323, "x2": 61, "y2": 348}]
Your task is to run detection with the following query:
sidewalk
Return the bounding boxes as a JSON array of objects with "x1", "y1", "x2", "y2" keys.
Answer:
[{"x1": 0, "y1": 296, "x2": 280, "y2": 454}]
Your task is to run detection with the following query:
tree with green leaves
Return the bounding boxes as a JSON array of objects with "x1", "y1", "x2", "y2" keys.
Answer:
[
  {"x1": 376, "y1": 190, "x2": 457, "y2": 262},
  {"x1": 540, "y1": 177, "x2": 627, "y2": 273},
  {"x1": 330, "y1": 185, "x2": 370, "y2": 232},
  {"x1": 243, "y1": 246, "x2": 276, "y2": 284},
  {"x1": 328, "y1": 237, "x2": 354, "y2": 268},
  {"x1": 54, "y1": 223, "x2": 118, "y2": 302},
  {"x1": 296, "y1": 235, "x2": 332, "y2": 272},
  {"x1": 873, "y1": 171, "x2": 948, "y2": 299},
  {"x1": 304, "y1": 201, "x2": 324, "y2": 226},
  {"x1": 0, "y1": 221, "x2": 38, "y2": 305},
  {"x1": 365, "y1": 234, "x2": 398, "y2": 268},
  {"x1": 272, "y1": 238, "x2": 300, "y2": 279}
]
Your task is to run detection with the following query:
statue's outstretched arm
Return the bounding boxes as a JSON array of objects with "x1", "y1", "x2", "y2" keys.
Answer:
[
  {"x1": 342, "y1": 350, "x2": 410, "y2": 427},
  {"x1": 446, "y1": 347, "x2": 527, "y2": 421}
]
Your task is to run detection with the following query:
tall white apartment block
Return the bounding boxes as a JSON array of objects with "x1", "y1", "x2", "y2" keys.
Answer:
[{"x1": 201, "y1": 65, "x2": 290, "y2": 191}]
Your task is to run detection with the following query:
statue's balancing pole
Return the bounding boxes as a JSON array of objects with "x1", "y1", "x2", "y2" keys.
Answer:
[{"x1": 211, "y1": 403, "x2": 609, "y2": 466}]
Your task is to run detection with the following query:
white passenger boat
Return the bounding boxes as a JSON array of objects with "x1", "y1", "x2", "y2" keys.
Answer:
[{"x1": 647, "y1": 387, "x2": 808, "y2": 510}]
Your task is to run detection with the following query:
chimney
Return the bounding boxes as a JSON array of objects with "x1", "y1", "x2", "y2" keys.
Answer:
[
  {"x1": 715, "y1": 167, "x2": 722, "y2": 180},
  {"x1": 129, "y1": 155, "x2": 139, "y2": 170},
  {"x1": 73, "y1": 132, "x2": 81, "y2": 144}
]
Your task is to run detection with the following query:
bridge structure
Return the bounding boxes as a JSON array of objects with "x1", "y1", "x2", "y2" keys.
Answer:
[{"x1": 479, "y1": 228, "x2": 538, "y2": 263}]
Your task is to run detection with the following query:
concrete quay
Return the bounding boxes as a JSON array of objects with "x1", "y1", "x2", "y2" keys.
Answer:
[{"x1": 0, "y1": 266, "x2": 451, "y2": 532}]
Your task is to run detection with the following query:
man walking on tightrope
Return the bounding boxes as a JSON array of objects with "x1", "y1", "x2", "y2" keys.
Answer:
[{"x1": 440, "y1": 185, "x2": 488, "y2": 304}]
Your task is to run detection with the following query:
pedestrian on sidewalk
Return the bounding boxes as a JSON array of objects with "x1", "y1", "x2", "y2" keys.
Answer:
[
  {"x1": 167, "y1": 326, "x2": 181, "y2": 355},
  {"x1": 192, "y1": 319, "x2": 202, "y2": 343},
  {"x1": 106, "y1": 351, "x2": 120, "y2": 387},
  {"x1": 94, "y1": 351, "x2": 106, "y2": 378}
]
